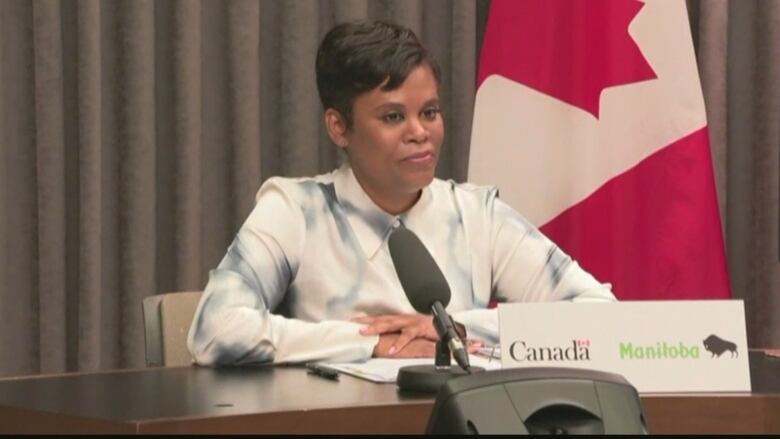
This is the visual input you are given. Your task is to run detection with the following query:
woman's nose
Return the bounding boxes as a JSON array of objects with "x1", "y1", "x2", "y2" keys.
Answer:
[{"x1": 405, "y1": 117, "x2": 429, "y2": 143}]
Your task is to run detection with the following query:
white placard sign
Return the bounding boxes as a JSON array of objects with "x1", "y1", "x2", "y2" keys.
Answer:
[{"x1": 498, "y1": 300, "x2": 751, "y2": 393}]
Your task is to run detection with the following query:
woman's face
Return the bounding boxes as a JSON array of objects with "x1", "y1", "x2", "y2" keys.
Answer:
[{"x1": 336, "y1": 65, "x2": 444, "y2": 214}]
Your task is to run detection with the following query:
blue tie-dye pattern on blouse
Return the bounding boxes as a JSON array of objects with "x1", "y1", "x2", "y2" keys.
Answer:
[{"x1": 186, "y1": 165, "x2": 615, "y2": 366}]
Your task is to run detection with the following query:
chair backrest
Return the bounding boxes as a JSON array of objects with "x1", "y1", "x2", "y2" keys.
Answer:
[{"x1": 142, "y1": 291, "x2": 203, "y2": 367}]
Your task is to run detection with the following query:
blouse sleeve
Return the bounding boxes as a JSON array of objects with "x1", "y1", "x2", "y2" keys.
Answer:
[
  {"x1": 452, "y1": 193, "x2": 615, "y2": 345},
  {"x1": 187, "y1": 178, "x2": 377, "y2": 366}
]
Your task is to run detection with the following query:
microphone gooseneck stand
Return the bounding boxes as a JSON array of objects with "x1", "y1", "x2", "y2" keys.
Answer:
[
  {"x1": 396, "y1": 314, "x2": 485, "y2": 393},
  {"x1": 387, "y1": 227, "x2": 485, "y2": 393}
]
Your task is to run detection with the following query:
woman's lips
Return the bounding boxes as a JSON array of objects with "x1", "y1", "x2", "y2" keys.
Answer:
[{"x1": 403, "y1": 151, "x2": 435, "y2": 165}]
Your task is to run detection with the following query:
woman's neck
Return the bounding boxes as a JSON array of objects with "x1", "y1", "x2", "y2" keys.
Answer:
[
  {"x1": 372, "y1": 190, "x2": 421, "y2": 216},
  {"x1": 351, "y1": 170, "x2": 421, "y2": 215}
]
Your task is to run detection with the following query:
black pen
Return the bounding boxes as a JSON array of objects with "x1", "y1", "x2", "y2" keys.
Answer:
[{"x1": 306, "y1": 363, "x2": 340, "y2": 381}]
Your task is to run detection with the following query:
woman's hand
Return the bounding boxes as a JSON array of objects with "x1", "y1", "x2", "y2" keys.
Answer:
[
  {"x1": 355, "y1": 313, "x2": 482, "y2": 356},
  {"x1": 372, "y1": 333, "x2": 436, "y2": 358},
  {"x1": 354, "y1": 314, "x2": 438, "y2": 355}
]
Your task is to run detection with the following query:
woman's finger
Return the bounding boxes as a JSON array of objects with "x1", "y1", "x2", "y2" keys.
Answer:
[
  {"x1": 359, "y1": 315, "x2": 424, "y2": 334},
  {"x1": 388, "y1": 326, "x2": 426, "y2": 355}
]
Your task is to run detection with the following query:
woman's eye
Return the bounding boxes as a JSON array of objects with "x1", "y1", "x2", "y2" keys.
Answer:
[
  {"x1": 382, "y1": 112, "x2": 404, "y2": 124},
  {"x1": 422, "y1": 108, "x2": 440, "y2": 121}
]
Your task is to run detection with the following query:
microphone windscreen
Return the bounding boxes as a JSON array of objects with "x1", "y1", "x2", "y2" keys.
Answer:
[{"x1": 388, "y1": 227, "x2": 451, "y2": 313}]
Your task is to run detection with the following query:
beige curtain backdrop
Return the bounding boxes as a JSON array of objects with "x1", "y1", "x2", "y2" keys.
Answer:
[
  {"x1": 0, "y1": 0, "x2": 481, "y2": 376},
  {"x1": 0, "y1": 0, "x2": 776, "y2": 377},
  {"x1": 688, "y1": 0, "x2": 780, "y2": 351}
]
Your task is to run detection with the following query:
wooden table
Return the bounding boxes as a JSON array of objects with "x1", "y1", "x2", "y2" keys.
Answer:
[{"x1": 0, "y1": 350, "x2": 777, "y2": 434}]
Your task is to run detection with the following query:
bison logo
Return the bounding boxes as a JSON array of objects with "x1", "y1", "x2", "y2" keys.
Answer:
[{"x1": 702, "y1": 334, "x2": 738, "y2": 358}]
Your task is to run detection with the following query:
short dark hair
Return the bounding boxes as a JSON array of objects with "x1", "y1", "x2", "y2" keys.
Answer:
[{"x1": 315, "y1": 20, "x2": 441, "y2": 127}]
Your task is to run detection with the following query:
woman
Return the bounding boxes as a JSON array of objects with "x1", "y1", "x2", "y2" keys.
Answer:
[{"x1": 187, "y1": 20, "x2": 615, "y2": 367}]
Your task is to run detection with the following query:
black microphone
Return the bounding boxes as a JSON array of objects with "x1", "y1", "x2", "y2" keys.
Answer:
[{"x1": 388, "y1": 227, "x2": 471, "y2": 372}]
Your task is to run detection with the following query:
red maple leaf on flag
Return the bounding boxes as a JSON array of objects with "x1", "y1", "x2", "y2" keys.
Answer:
[{"x1": 478, "y1": 0, "x2": 657, "y2": 118}]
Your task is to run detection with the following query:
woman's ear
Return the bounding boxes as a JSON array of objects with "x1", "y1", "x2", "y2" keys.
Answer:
[{"x1": 324, "y1": 109, "x2": 349, "y2": 149}]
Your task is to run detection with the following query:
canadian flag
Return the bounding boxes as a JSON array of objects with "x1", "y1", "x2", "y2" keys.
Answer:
[{"x1": 468, "y1": 0, "x2": 730, "y2": 299}]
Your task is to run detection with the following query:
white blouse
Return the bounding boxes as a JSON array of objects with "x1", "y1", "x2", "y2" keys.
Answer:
[{"x1": 187, "y1": 165, "x2": 615, "y2": 366}]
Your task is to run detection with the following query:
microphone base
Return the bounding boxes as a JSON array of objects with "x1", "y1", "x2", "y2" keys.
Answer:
[{"x1": 397, "y1": 365, "x2": 486, "y2": 393}]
